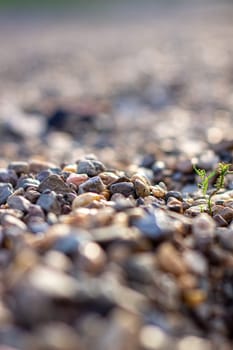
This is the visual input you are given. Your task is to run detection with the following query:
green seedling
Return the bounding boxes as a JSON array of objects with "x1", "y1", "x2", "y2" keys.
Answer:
[{"x1": 193, "y1": 162, "x2": 233, "y2": 215}]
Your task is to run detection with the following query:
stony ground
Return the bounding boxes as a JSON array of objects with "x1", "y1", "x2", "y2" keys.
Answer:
[{"x1": 0, "y1": 2, "x2": 233, "y2": 349}]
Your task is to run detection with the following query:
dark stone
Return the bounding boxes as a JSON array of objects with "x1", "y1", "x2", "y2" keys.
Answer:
[
  {"x1": 36, "y1": 191, "x2": 61, "y2": 214},
  {"x1": 16, "y1": 177, "x2": 40, "y2": 190},
  {"x1": 110, "y1": 182, "x2": 135, "y2": 197},
  {"x1": 38, "y1": 174, "x2": 70, "y2": 194},
  {"x1": 0, "y1": 169, "x2": 18, "y2": 186}
]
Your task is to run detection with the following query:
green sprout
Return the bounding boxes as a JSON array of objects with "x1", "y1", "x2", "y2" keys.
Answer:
[{"x1": 193, "y1": 162, "x2": 233, "y2": 215}]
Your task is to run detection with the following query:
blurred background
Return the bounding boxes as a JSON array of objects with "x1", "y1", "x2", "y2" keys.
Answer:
[{"x1": 0, "y1": 0, "x2": 233, "y2": 167}]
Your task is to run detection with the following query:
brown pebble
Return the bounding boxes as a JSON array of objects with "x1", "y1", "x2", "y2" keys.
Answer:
[
  {"x1": 72, "y1": 192, "x2": 104, "y2": 209},
  {"x1": 157, "y1": 243, "x2": 187, "y2": 276}
]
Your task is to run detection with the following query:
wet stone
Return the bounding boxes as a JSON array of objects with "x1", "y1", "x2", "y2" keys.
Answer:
[
  {"x1": 110, "y1": 182, "x2": 135, "y2": 197},
  {"x1": 36, "y1": 191, "x2": 61, "y2": 214},
  {"x1": 0, "y1": 183, "x2": 13, "y2": 205},
  {"x1": 38, "y1": 174, "x2": 71, "y2": 194},
  {"x1": 7, "y1": 195, "x2": 31, "y2": 213},
  {"x1": 8, "y1": 161, "x2": 29, "y2": 175},
  {"x1": 78, "y1": 176, "x2": 105, "y2": 194}
]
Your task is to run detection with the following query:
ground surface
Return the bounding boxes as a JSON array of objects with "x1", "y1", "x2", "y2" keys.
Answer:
[{"x1": 0, "y1": 1, "x2": 233, "y2": 349}]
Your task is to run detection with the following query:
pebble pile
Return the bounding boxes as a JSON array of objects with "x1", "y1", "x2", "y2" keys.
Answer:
[{"x1": 0, "y1": 153, "x2": 232, "y2": 349}]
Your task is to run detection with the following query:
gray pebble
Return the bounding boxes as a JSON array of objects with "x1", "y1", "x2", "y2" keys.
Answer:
[
  {"x1": 38, "y1": 174, "x2": 70, "y2": 194},
  {"x1": 0, "y1": 183, "x2": 13, "y2": 205},
  {"x1": 78, "y1": 176, "x2": 105, "y2": 194},
  {"x1": 110, "y1": 182, "x2": 135, "y2": 197},
  {"x1": 7, "y1": 195, "x2": 31, "y2": 212},
  {"x1": 77, "y1": 159, "x2": 98, "y2": 177},
  {"x1": 36, "y1": 190, "x2": 61, "y2": 214}
]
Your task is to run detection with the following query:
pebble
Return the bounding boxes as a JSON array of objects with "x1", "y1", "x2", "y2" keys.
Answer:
[
  {"x1": 7, "y1": 195, "x2": 31, "y2": 212},
  {"x1": 139, "y1": 325, "x2": 171, "y2": 350},
  {"x1": 17, "y1": 178, "x2": 40, "y2": 192},
  {"x1": 78, "y1": 241, "x2": 106, "y2": 274},
  {"x1": 78, "y1": 176, "x2": 105, "y2": 194},
  {"x1": 38, "y1": 174, "x2": 71, "y2": 194},
  {"x1": 157, "y1": 242, "x2": 187, "y2": 276},
  {"x1": 72, "y1": 192, "x2": 104, "y2": 209},
  {"x1": 1, "y1": 214, "x2": 27, "y2": 236},
  {"x1": 165, "y1": 190, "x2": 183, "y2": 202},
  {"x1": 110, "y1": 182, "x2": 135, "y2": 197},
  {"x1": 77, "y1": 159, "x2": 105, "y2": 177},
  {"x1": 134, "y1": 178, "x2": 151, "y2": 198},
  {"x1": 66, "y1": 173, "x2": 88, "y2": 186},
  {"x1": 192, "y1": 213, "x2": 216, "y2": 247},
  {"x1": 8, "y1": 161, "x2": 29, "y2": 175},
  {"x1": 36, "y1": 191, "x2": 61, "y2": 214},
  {"x1": 0, "y1": 169, "x2": 18, "y2": 186},
  {"x1": 132, "y1": 208, "x2": 174, "y2": 241},
  {"x1": 0, "y1": 183, "x2": 13, "y2": 205},
  {"x1": 177, "y1": 336, "x2": 211, "y2": 350},
  {"x1": 167, "y1": 197, "x2": 183, "y2": 213},
  {"x1": 29, "y1": 160, "x2": 56, "y2": 173},
  {"x1": 183, "y1": 250, "x2": 208, "y2": 276}
]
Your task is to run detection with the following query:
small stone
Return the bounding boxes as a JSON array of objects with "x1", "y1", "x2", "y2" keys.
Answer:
[
  {"x1": 0, "y1": 183, "x2": 13, "y2": 205},
  {"x1": 150, "y1": 185, "x2": 166, "y2": 198},
  {"x1": 38, "y1": 174, "x2": 70, "y2": 194},
  {"x1": 29, "y1": 160, "x2": 56, "y2": 173},
  {"x1": 0, "y1": 169, "x2": 17, "y2": 186},
  {"x1": 62, "y1": 163, "x2": 78, "y2": 173},
  {"x1": 8, "y1": 161, "x2": 29, "y2": 175},
  {"x1": 78, "y1": 176, "x2": 105, "y2": 194},
  {"x1": 78, "y1": 241, "x2": 106, "y2": 273},
  {"x1": 1, "y1": 214, "x2": 27, "y2": 236},
  {"x1": 167, "y1": 197, "x2": 183, "y2": 213},
  {"x1": 99, "y1": 172, "x2": 119, "y2": 185},
  {"x1": 72, "y1": 192, "x2": 104, "y2": 209},
  {"x1": 183, "y1": 289, "x2": 207, "y2": 307},
  {"x1": 77, "y1": 159, "x2": 105, "y2": 177},
  {"x1": 110, "y1": 182, "x2": 135, "y2": 197},
  {"x1": 213, "y1": 214, "x2": 228, "y2": 227},
  {"x1": 17, "y1": 177, "x2": 40, "y2": 190},
  {"x1": 66, "y1": 173, "x2": 88, "y2": 186},
  {"x1": 7, "y1": 195, "x2": 31, "y2": 213},
  {"x1": 183, "y1": 250, "x2": 208, "y2": 276},
  {"x1": 157, "y1": 242, "x2": 187, "y2": 276},
  {"x1": 218, "y1": 207, "x2": 233, "y2": 224},
  {"x1": 132, "y1": 209, "x2": 174, "y2": 241},
  {"x1": 192, "y1": 213, "x2": 215, "y2": 246},
  {"x1": 24, "y1": 188, "x2": 40, "y2": 203},
  {"x1": 165, "y1": 191, "x2": 183, "y2": 202},
  {"x1": 134, "y1": 179, "x2": 150, "y2": 198},
  {"x1": 37, "y1": 191, "x2": 61, "y2": 214}
]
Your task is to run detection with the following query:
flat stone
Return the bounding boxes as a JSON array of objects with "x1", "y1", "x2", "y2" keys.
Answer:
[
  {"x1": 38, "y1": 174, "x2": 71, "y2": 194},
  {"x1": 7, "y1": 195, "x2": 31, "y2": 213}
]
